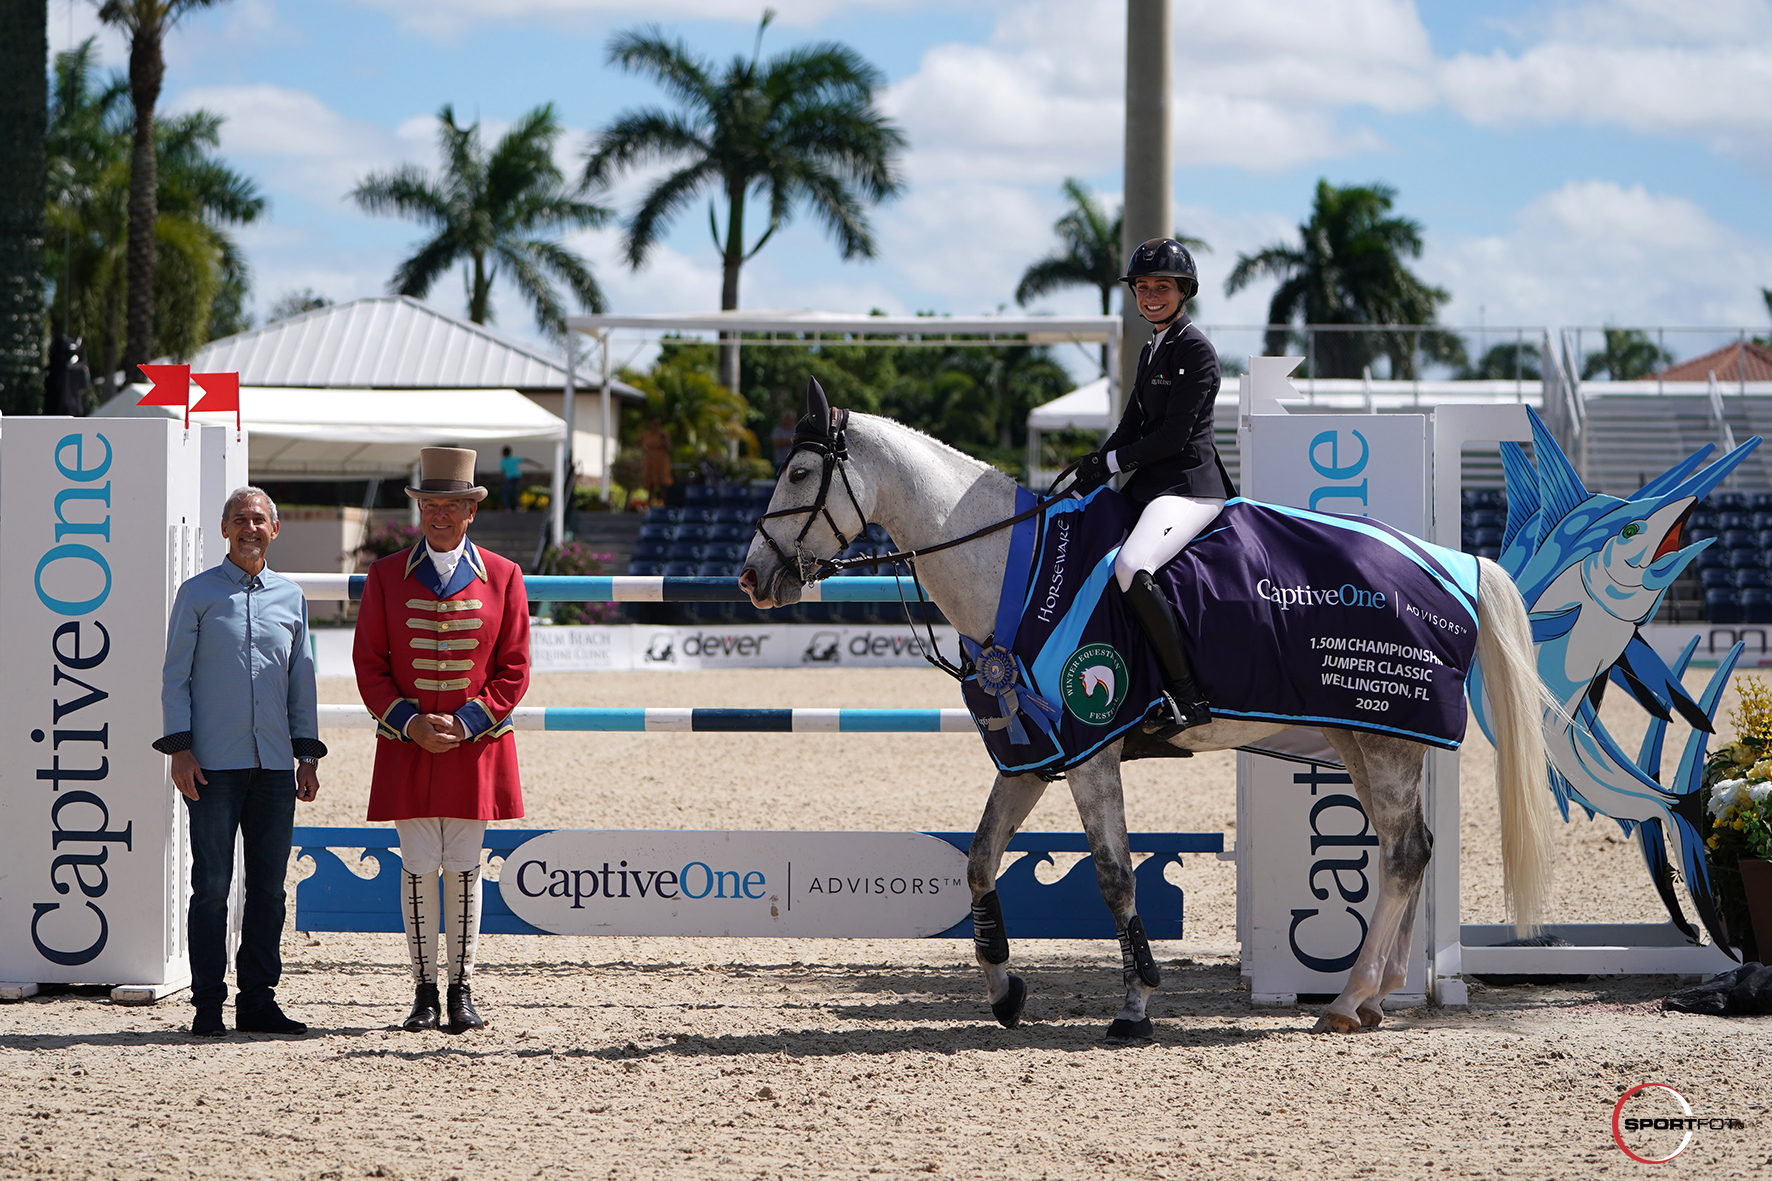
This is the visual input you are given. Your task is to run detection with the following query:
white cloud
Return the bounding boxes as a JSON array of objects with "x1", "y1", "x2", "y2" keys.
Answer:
[
  {"x1": 169, "y1": 84, "x2": 408, "y2": 200},
  {"x1": 1427, "y1": 180, "x2": 1772, "y2": 330},
  {"x1": 344, "y1": 0, "x2": 933, "y2": 41},
  {"x1": 1440, "y1": 1, "x2": 1772, "y2": 160}
]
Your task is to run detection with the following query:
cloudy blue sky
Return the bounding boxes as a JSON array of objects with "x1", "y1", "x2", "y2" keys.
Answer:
[{"x1": 52, "y1": 0, "x2": 1772, "y2": 368}]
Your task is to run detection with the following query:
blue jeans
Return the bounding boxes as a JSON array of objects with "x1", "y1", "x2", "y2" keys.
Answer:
[{"x1": 184, "y1": 768, "x2": 296, "y2": 1010}]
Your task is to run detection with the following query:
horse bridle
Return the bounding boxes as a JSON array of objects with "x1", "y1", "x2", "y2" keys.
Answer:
[
  {"x1": 751, "y1": 383, "x2": 1080, "y2": 680},
  {"x1": 752, "y1": 405, "x2": 870, "y2": 587}
]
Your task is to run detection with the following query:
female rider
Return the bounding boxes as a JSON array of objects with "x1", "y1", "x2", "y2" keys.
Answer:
[{"x1": 1071, "y1": 238, "x2": 1235, "y2": 737}]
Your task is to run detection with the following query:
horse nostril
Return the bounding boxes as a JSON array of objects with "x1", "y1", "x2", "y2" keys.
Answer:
[{"x1": 738, "y1": 568, "x2": 756, "y2": 590}]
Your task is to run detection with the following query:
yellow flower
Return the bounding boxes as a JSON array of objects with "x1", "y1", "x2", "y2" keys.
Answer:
[{"x1": 1731, "y1": 675, "x2": 1772, "y2": 742}]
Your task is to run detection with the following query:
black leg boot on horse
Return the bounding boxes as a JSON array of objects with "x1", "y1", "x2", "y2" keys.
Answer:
[{"x1": 1123, "y1": 570, "x2": 1211, "y2": 739}]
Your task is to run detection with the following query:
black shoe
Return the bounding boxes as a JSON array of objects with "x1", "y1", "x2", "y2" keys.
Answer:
[
  {"x1": 1141, "y1": 689, "x2": 1212, "y2": 739},
  {"x1": 446, "y1": 981, "x2": 484, "y2": 1033},
  {"x1": 236, "y1": 1002, "x2": 307, "y2": 1035},
  {"x1": 190, "y1": 1005, "x2": 226, "y2": 1037},
  {"x1": 402, "y1": 982, "x2": 441, "y2": 1032}
]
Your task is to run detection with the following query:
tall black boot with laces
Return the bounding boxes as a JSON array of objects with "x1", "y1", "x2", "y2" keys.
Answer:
[{"x1": 1123, "y1": 569, "x2": 1212, "y2": 738}]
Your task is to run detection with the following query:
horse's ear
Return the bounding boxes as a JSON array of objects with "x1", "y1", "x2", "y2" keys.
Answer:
[{"x1": 806, "y1": 376, "x2": 831, "y2": 435}]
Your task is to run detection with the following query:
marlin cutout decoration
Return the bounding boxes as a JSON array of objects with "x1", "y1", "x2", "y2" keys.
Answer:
[{"x1": 1470, "y1": 407, "x2": 1759, "y2": 956}]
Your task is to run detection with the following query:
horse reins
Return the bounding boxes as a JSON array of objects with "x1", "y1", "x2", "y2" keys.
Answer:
[{"x1": 753, "y1": 406, "x2": 1080, "y2": 681}]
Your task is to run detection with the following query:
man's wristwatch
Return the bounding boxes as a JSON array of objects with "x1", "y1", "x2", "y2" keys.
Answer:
[{"x1": 297, "y1": 756, "x2": 319, "y2": 766}]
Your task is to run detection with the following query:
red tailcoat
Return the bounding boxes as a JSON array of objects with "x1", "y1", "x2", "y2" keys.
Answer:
[{"x1": 354, "y1": 540, "x2": 529, "y2": 821}]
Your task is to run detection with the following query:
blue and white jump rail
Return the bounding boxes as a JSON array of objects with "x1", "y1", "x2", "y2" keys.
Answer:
[
  {"x1": 293, "y1": 574, "x2": 909, "y2": 603},
  {"x1": 317, "y1": 704, "x2": 975, "y2": 733}
]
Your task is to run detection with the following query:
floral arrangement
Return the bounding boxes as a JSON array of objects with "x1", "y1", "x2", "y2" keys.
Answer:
[
  {"x1": 1701, "y1": 676, "x2": 1772, "y2": 955},
  {"x1": 541, "y1": 543, "x2": 619, "y2": 625},
  {"x1": 357, "y1": 520, "x2": 422, "y2": 564}
]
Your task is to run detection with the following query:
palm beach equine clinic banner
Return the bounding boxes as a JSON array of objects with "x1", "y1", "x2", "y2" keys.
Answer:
[{"x1": 0, "y1": 418, "x2": 205, "y2": 989}]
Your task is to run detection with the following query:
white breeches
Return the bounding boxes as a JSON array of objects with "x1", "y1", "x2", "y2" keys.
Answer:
[
  {"x1": 395, "y1": 817, "x2": 489, "y2": 875},
  {"x1": 1113, "y1": 495, "x2": 1227, "y2": 592}
]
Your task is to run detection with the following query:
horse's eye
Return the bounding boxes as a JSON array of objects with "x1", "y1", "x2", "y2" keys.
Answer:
[
  {"x1": 1620, "y1": 522, "x2": 1642, "y2": 539},
  {"x1": 788, "y1": 467, "x2": 810, "y2": 485}
]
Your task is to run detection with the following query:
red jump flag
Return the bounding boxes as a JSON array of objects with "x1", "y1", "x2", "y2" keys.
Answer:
[
  {"x1": 136, "y1": 364, "x2": 191, "y2": 426},
  {"x1": 190, "y1": 371, "x2": 241, "y2": 435}
]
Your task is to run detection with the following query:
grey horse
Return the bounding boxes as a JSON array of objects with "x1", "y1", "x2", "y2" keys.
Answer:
[{"x1": 739, "y1": 394, "x2": 1553, "y2": 1038}]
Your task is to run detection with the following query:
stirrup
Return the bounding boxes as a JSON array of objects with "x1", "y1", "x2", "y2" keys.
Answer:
[{"x1": 1141, "y1": 690, "x2": 1211, "y2": 739}]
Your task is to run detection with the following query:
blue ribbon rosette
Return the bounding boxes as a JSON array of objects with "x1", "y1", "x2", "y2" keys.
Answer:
[{"x1": 961, "y1": 638, "x2": 1062, "y2": 746}]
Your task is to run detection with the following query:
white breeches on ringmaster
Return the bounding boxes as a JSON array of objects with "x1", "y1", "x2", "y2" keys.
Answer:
[
  {"x1": 1113, "y1": 495, "x2": 1227, "y2": 592},
  {"x1": 395, "y1": 817, "x2": 488, "y2": 874},
  {"x1": 396, "y1": 818, "x2": 489, "y2": 984}
]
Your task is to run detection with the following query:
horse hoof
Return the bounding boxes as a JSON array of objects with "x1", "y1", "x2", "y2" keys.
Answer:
[
  {"x1": 1357, "y1": 1004, "x2": 1384, "y2": 1028},
  {"x1": 1312, "y1": 1011, "x2": 1362, "y2": 1034},
  {"x1": 991, "y1": 975, "x2": 1027, "y2": 1029},
  {"x1": 1103, "y1": 1017, "x2": 1153, "y2": 1044}
]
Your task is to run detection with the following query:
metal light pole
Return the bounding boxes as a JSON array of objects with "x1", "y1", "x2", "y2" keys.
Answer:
[{"x1": 1119, "y1": 0, "x2": 1172, "y2": 426}]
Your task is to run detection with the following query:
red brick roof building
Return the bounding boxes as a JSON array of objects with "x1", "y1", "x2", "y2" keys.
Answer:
[{"x1": 1646, "y1": 340, "x2": 1772, "y2": 382}]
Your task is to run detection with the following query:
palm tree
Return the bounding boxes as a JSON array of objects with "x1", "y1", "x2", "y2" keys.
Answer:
[
  {"x1": 45, "y1": 38, "x2": 263, "y2": 397},
  {"x1": 1580, "y1": 328, "x2": 1673, "y2": 381},
  {"x1": 583, "y1": 11, "x2": 906, "y2": 395},
  {"x1": 353, "y1": 104, "x2": 610, "y2": 336},
  {"x1": 1014, "y1": 177, "x2": 1207, "y2": 371},
  {"x1": 1225, "y1": 180, "x2": 1452, "y2": 379},
  {"x1": 0, "y1": 0, "x2": 46, "y2": 415},
  {"x1": 97, "y1": 0, "x2": 229, "y2": 383}
]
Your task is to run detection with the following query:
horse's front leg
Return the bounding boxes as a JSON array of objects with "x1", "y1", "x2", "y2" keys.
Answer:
[
  {"x1": 1067, "y1": 746, "x2": 1161, "y2": 1043},
  {"x1": 967, "y1": 771, "x2": 1050, "y2": 1028}
]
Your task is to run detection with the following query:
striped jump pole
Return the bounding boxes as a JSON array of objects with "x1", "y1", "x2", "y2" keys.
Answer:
[
  {"x1": 292, "y1": 575, "x2": 913, "y2": 603},
  {"x1": 316, "y1": 704, "x2": 976, "y2": 733}
]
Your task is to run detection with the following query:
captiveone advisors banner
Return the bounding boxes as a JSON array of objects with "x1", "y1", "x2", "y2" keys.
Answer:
[
  {"x1": 0, "y1": 418, "x2": 201, "y2": 986},
  {"x1": 501, "y1": 831, "x2": 971, "y2": 937}
]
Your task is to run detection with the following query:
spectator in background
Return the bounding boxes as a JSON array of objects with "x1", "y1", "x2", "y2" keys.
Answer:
[
  {"x1": 498, "y1": 446, "x2": 529, "y2": 512},
  {"x1": 640, "y1": 418, "x2": 673, "y2": 505},
  {"x1": 156, "y1": 487, "x2": 325, "y2": 1037}
]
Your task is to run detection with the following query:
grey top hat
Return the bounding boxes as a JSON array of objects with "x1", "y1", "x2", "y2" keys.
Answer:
[{"x1": 405, "y1": 447, "x2": 489, "y2": 500}]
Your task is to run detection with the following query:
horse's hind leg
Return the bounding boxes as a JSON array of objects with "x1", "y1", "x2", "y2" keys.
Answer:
[
  {"x1": 967, "y1": 772, "x2": 1050, "y2": 1028},
  {"x1": 1066, "y1": 748, "x2": 1161, "y2": 1043},
  {"x1": 1316, "y1": 731, "x2": 1433, "y2": 1034}
]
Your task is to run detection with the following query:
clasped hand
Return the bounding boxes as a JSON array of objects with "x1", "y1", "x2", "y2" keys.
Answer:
[{"x1": 407, "y1": 712, "x2": 467, "y2": 754}]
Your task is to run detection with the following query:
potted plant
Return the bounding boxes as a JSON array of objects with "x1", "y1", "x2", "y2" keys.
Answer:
[{"x1": 1701, "y1": 676, "x2": 1772, "y2": 962}]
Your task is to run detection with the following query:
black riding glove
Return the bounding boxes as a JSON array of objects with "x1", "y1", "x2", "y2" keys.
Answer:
[{"x1": 1072, "y1": 451, "x2": 1112, "y2": 496}]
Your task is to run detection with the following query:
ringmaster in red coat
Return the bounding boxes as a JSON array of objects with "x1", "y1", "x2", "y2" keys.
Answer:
[{"x1": 354, "y1": 446, "x2": 529, "y2": 1035}]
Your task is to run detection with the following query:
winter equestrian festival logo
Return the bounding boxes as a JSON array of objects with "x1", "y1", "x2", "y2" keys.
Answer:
[{"x1": 1060, "y1": 643, "x2": 1127, "y2": 726}]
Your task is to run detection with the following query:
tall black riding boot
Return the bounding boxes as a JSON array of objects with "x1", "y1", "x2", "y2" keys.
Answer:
[{"x1": 1123, "y1": 569, "x2": 1212, "y2": 738}]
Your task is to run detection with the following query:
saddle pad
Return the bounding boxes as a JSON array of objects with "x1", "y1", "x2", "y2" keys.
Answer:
[{"x1": 959, "y1": 492, "x2": 1481, "y2": 775}]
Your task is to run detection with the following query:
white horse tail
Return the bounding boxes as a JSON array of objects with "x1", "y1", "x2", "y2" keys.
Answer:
[{"x1": 1473, "y1": 556, "x2": 1555, "y2": 934}]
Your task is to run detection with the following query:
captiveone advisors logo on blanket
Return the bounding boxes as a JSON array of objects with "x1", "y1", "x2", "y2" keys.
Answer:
[
  {"x1": 1612, "y1": 1083, "x2": 1746, "y2": 1163},
  {"x1": 1061, "y1": 643, "x2": 1127, "y2": 726}
]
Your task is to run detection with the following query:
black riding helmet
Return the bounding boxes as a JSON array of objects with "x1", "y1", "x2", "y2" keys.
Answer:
[{"x1": 1120, "y1": 237, "x2": 1199, "y2": 303}]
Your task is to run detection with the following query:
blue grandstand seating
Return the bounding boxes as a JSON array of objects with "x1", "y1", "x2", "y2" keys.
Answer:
[
  {"x1": 1728, "y1": 549, "x2": 1762, "y2": 570},
  {"x1": 708, "y1": 523, "x2": 747, "y2": 543},
  {"x1": 684, "y1": 484, "x2": 716, "y2": 503},
  {"x1": 1702, "y1": 568, "x2": 1735, "y2": 590},
  {"x1": 1475, "y1": 547, "x2": 1502, "y2": 561},
  {"x1": 637, "y1": 522, "x2": 671, "y2": 541},
  {"x1": 670, "y1": 523, "x2": 709, "y2": 542},
  {"x1": 661, "y1": 561, "x2": 698, "y2": 577},
  {"x1": 627, "y1": 561, "x2": 664, "y2": 577},
  {"x1": 1471, "y1": 527, "x2": 1504, "y2": 547},
  {"x1": 1721, "y1": 512, "x2": 1753, "y2": 530},
  {"x1": 644, "y1": 506, "x2": 679, "y2": 524},
  {"x1": 1736, "y1": 568, "x2": 1770, "y2": 590},
  {"x1": 1744, "y1": 588, "x2": 1772, "y2": 624},
  {"x1": 1724, "y1": 529, "x2": 1757, "y2": 549},
  {"x1": 632, "y1": 540, "x2": 668, "y2": 562},
  {"x1": 1708, "y1": 588, "x2": 1743, "y2": 623},
  {"x1": 1753, "y1": 493, "x2": 1772, "y2": 513},
  {"x1": 1696, "y1": 547, "x2": 1728, "y2": 570},
  {"x1": 696, "y1": 560, "x2": 735, "y2": 577},
  {"x1": 664, "y1": 542, "x2": 700, "y2": 562},
  {"x1": 1468, "y1": 508, "x2": 1503, "y2": 528}
]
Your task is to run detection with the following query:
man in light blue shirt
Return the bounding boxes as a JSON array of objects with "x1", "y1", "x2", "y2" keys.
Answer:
[{"x1": 156, "y1": 487, "x2": 326, "y2": 1037}]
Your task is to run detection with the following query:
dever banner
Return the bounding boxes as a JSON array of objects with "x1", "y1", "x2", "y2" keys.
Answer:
[
  {"x1": 0, "y1": 418, "x2": 202, "y2": 986},
  {"x1": 501, "y1": 830, "x2": 971, "y2": 937}
]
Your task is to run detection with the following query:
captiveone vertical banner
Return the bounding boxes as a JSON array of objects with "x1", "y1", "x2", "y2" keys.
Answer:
[
  {"x1": 0, "y1": 418, "x2": 202, "y2": 987},
  {"x1": 1238, "y1": 410, "x2": 1431, "y2": 1004}
]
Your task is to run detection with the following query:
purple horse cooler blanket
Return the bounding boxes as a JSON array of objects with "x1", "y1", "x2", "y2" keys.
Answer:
[{"x1": 959, "y1": 491, "x2": 1481, "y2": 775}]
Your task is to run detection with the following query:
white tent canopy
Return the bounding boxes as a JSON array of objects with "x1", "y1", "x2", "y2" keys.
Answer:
[
  {"x1": 568, "y1": 308, "x2": 1119, "y2": 344},
  {"x1": 1027, "y1": 377, "x2": 1110, "y2": 431},
  {"x1": 96, "y1": 385, "x2": 565, "y2": 479}
]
